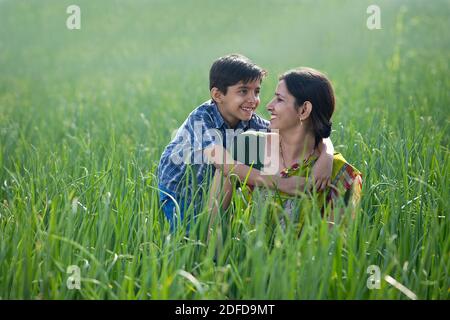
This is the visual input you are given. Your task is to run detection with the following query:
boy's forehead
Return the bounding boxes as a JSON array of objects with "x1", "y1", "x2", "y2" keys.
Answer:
[{"x1": 232, "y1": 79, "x2": 262, "y2": 88}]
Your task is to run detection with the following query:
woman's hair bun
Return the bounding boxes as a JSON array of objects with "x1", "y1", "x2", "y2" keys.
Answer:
[{"x1": 318, "y1": 121, "x2": 332, "y2": 139}]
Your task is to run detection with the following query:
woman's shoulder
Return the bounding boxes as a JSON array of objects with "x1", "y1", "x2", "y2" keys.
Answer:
[
  {"x1": 333, "y1": 153, "x2": 361, "y2": 174},
  {"x1": 331, "y1": 152, "x2": 362, "y2": 189}
]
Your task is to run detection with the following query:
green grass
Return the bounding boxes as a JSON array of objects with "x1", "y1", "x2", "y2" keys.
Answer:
[{"x1": 0, "y1": 0, "x2": 449, "y2": 299}]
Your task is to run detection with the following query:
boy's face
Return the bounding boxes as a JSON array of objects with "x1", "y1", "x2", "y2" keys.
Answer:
[{"x1": 214, "y1": 79, "x2": 261, "y2": 127}]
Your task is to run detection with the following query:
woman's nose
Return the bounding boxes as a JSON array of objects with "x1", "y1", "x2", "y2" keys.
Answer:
[{"x1": 267, "y1": 99, "x2": 274, "y2": 111}]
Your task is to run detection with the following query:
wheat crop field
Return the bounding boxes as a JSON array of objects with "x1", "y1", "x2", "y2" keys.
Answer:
[{"x1": 0, "y1": 0, "x2": 449, "y2": 299}]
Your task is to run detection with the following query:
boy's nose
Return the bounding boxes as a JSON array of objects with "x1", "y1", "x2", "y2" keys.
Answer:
[{"x1": 248, "y1": 93, "x2": 258, "y2": 105}]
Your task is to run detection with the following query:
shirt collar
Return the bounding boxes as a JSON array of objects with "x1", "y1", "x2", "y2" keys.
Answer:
[{"x1": 210, "y1": 100, "x2": 250, "y2": 130}]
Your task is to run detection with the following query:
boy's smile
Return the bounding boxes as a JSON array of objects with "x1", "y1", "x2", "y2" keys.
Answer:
[{"x1": 213, "y1": 80, "x2": 261, "y2": 128}]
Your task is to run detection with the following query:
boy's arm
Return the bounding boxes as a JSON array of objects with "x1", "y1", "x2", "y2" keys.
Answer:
[
  {"x1": 207, "y1": 169, "x2": 233, "y2": 212},
  {"x1": 192, "y1": 117, "x2": 306, "y2": 193},
  {"x1": 313, "y1": 137, "x2": 334, "y2": 191},
  {"x1": 204, "y1": 144, "x2": 309, "y2": 195},
  {"x1": 206, "y1": 170, "x2": 233, "y2": 242}
]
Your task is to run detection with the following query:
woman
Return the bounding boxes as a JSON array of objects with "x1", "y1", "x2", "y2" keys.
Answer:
[{"x1": 209, "y1": 67, "x2": 362, "y2": 231}]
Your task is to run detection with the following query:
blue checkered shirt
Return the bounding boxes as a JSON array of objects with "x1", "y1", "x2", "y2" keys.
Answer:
[{"x1": 157, "y1": 99, "x2": 269, "y2": 207}]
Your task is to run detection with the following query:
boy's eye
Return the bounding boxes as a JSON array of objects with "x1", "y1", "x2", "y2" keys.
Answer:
[{"x1": 240, "y1": 89, "x2": 248, "y2": 94}]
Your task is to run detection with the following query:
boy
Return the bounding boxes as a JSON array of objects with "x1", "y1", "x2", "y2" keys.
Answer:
[{"x1": 157, "y1": 54, "x2": 333, "y2": 231}]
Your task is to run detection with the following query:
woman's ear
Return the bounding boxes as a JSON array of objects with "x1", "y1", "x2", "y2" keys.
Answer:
[
  {"x1": 211, "y1": 87, "x2": 223, "y2": 103},
  {"x1": 298, "y1": 101, "x2": 313, "y2": 121}
]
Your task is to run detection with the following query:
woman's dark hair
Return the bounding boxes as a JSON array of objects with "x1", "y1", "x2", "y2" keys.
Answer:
[
  {"x1": 210, "y1": 54, "x2": 267, "y2": 94},
  {"x1": 279, "y1": 67, "x2": 335, "y2": 147}
]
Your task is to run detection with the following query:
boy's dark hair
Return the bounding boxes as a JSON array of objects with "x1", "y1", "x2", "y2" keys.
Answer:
[
  {"x1": 279, "y1": 67, "x2": 335, "y2": 147},
  {"x1": 209, "y1": 54, "x2": 267, "y2": 95}
]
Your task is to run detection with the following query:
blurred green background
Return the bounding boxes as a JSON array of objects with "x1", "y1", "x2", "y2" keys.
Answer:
[
  {"x1": 1, "y1": 0, "x2": 449, "y2": 161},
  {"x1": 1, "y1": 0, "x2": 449, "y2": 157}
]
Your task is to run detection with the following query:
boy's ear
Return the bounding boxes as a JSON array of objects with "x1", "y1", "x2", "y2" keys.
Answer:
[
  {"x1": 211, "y1": 87, "x2": 224, "y2": 103},
  {"x1": 299, "y1": 101, "x2": 313, "y2": 121}
]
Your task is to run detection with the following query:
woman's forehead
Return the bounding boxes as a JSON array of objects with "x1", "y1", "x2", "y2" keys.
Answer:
[{"x1": 276, "y1": 80, "x2": 289, "y2": 96}]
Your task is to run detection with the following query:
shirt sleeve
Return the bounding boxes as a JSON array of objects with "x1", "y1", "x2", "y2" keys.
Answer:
[{"x1": 189, "y1": 114, "x2": 223, "y2": 163}]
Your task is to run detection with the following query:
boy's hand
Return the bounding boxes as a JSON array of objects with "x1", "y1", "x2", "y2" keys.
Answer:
[
  {"x1": 313, "y1": 138, "x2": 334, "y2": 191},
  {"x1": 313, "y1": 151, "x2": 332, "y2": 191}
]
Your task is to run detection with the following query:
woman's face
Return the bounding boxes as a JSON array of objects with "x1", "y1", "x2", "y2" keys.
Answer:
[{"x1": 267, "y1": 80, "x2": 300, "y2": 131}]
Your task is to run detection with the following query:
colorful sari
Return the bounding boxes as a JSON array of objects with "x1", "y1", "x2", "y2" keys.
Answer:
[
  {"x1": 276, "y1": 152, "x2": 362, "y2": 225},
  {"x1": 255, "y1": 152, "x2": 363, "y2": 234},
  {"x1": 279, "y1": 152, "x2": 362, "y2": 207},
  {"x1": 231, "y1": 131, "x2": 363, "y2": 231}
]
